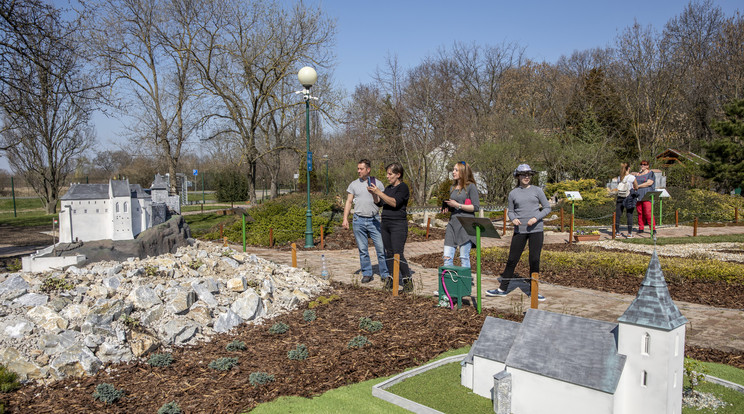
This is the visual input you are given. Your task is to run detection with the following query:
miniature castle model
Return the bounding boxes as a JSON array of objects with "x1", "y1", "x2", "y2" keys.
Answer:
[
  {"x1": 58, "y1": 175, "x2": 180, "y2": 243},
  {"x1": 462, "y1": 251, "x2": 688, "y2": 414}
]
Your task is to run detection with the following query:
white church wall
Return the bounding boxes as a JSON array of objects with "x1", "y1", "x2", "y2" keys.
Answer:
[
  {"x1": 510, "y1": 367, "x2": 615, "y2": 414},
  {"x1": 615, "y1": 323, "x2": 685, "y2": 414},
  {"x1": 472, "y1": 356, "x2": 506, "y2": 398},
  {"x1": 460, "y1": 361, "x2": 473, "y2": 389},
  {"x1": 61, "y1": 200, "x2": 112, "y2": 242},
  {"x1": 112, "y1": 197, "x2": 134, "y2": 241}
]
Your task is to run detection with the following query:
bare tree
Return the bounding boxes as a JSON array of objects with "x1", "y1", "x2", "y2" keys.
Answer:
[{"x1": 0, "y1": 0, "x2": 95, "y2": 213}]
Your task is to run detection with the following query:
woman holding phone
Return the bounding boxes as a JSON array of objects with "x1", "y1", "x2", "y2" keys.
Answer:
[
  {"x1": 369, "y1": 162, "x2": 412, "y2": 291},
  {"x1": 442, "y1": 161, "x2": 480, "y2": 269},
  {"x1": 486, "y1": 164, "x2": 549, "y2": 301}
]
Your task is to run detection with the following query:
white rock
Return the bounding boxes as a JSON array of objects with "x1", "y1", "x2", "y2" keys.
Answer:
[
  {"x1": 226, "y1": 277, "x2": 247, "y2": 292},
  {"x1": 14, "y1": 292, "x2": 49, "y2": 307},
  {"x1": 2, "y1": 318, "x2": 34, "y2": 339},
  {"x1": 128, "y1": 286, "x2": 162, "y2": 309},
  {"x1": 213, "y1": 309, "x2": 243, "y2": 333},
  {"x1": 231, "y1": 290, "x2": 263, "y2": 321},
  {"x1": 27, "y1": 306, "x2": 68, "y2": 332}
]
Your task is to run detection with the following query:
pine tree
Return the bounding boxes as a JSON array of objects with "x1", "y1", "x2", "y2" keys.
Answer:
[{"x1": 703, "y1": 99, "x2": 744, "y2": 193}]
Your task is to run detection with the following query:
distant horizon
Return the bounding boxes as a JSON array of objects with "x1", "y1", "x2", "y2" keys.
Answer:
[{"x1": 2, "y1": 0, "x2": 741, "y2": 173}]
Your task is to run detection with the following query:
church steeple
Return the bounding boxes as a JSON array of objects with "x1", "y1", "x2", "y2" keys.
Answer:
[{"x1": 617, "y1": 250, "x2": 688, "y2": 331}]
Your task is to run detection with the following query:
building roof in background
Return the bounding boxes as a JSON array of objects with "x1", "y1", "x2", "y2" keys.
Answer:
[{"x1": 655, "y1": 148, "x2": 709, "y2": 165}]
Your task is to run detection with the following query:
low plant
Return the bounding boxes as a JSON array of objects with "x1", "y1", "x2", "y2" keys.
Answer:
[
  {"x1": 147, "y1": 352, "x2": 174, "y2": 368},
  {"x1": 268, "y1": 322, "x2": 289, "y2": 334},
  {"x1": 302, "y1": 309, "x2": 317, "y2": 322},
  {"x1": 307, "y1": 294, "x2": 341, "y2": 309},
  {"x1": 574, "y1": 228, "x2": 600, "y2": 235},
  {"x1": 187, "y1": 260, "x2": 204, "y2": 270},
  {"x1": 92, "y1": 383, "x2": 124, "y2": 404},
  {"x1": 684, "y1": 358, "x2": 708, "y2": 392},
  {"x1": 221, "y1": 250, "x2": 232, "y2": 257},
  {"x1": 6, "y1": 259, "x2": 21, "y2": 272},
  {"x1": 249, "y1": 371, "x2": 275, "y2": 387},
  {"x1": 348, "y1": 335, "x2": 371, "y2": 349},
  {"x1": 145, "y1": 266, "x2": 159, "y2": 277},
  {"x1": 40, "y1": 276, "x2": 74, "y2": 293},
  {"x1": 226, "y1": 340, "x2": 246, "y2": 351},
  {"x1": 119, "y1": 314, "x2": 140, "y2": 329},
  {"x1": 157, "y1": 401, "x2": 182, "y2": 414},
  {"x1": 208, "y1": 357, "x2": 238, "y2": 371},
  {"x1": 409, "y1": 226, "x2": 427, "y2": 237},
  {"x1": 0, "y1": 364, "x2": 20, "y2": 393},
  {"x1": 358, "y1": 317, "x2": 383, "y2": 333},
  {"x1": 287, "y1": 344, "x2": 309, "y2": 361}
]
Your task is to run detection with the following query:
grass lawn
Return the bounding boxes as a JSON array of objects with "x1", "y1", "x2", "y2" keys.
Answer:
[
  {"x1": 0, "y1": 197, "x2": 46, "y2": 211},
  {"x1": 182, "y1": 213, "x2": 237, "y2": 237},
  {"x1": 249, "y1": 348, "x2": 744, "y2": 414},
  {"x1": 0, "y1": 213, "x2": 56, "y2": 227},
  {"x1": 622, "y1": 233, "x2": 744, "y2": 245}
]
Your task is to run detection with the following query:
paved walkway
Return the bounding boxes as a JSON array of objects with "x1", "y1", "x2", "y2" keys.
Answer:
[{"x1": 239, "y1": 224, "x2": 744, "y2": 353}]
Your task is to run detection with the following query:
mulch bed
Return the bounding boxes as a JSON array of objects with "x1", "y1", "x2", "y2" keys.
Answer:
[
  {"x1": 279, "y1": 224, "x2": 446, "y2": 251},
  {"x1": 409, "y1": 243, "x2": 744, "y2": 310}
]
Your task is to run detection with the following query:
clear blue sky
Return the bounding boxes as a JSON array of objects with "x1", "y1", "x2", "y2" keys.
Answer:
[{"x1": 2, "y1": 0, "x2": 742, "y2": 172}]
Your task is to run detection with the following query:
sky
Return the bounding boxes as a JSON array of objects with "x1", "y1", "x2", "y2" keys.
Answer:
[{"x1": 2, "y1": 0, "x2": 742, "y2": 172}]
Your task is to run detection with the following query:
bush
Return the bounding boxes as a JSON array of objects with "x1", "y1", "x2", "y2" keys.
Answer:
[
  {"x1": 157, "y1": 401, "x2": 182, "y2": 414},
  {"x1": 287, "y1": 344, "x2": 309, "y2": 361},
  {"x1": 358, "y1": 316, "x2": 383, "y2": 333},
  {"x1": 147, "y1": 353, "x2": 174, "y2": 368},
  {"x1": 0, "y1": 365, "x2": 19, "y2": 393},
  {"x1": 214, "y1": 169, "x2": 249, "y2": 204},
  {"x1": 249, "y1": 372, "x2": 275, "y2": 387},
  {"x1": 302, "y1": 309, "x2": 317, "y2": 322},
  {"x1": 92, "y1": 383, "x2": 124, "y2": 404},
  {"x1": 307, "y1": 294, "x2": 340, "y2": 309},
  {"x1": 208, "y1": 357, "x2": 238, "y2": 371},
  {"x1": 225, "y1": 340, "x2": 246, "y2": 352},
  {"x1": 348, "y1": 335, "x2": 371, "y2": 349},
  {"x1": 40, "y1": 277, "x2": 74, "y2": 293},
  {"x1": 268, "y1": 322, "x2": 289, "y2": 334},
  {"x1": 665, "y1": 188, "x2": 744, "y2": 223}
]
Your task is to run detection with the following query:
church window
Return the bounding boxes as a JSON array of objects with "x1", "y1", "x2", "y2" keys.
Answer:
[
  {"x1": 96, "y1": 209, "x2": 99, "y2": 213},
  {"x1": 84, "y1": 209, "x2": 87, "y2": 214},
  {"x1": 674, "y1": 334, "x2": 679, "y2": 356},
  {"x1": 124, "y1": 202, "x2": 128, "y2": 212},
  {"x1": 116, "y1": 203, "x2": 120, "y2": 213},
  {"x1": 641, "y1": 370, "x2": 648, "y2": 387},
  {"x1": 642, "y1": 333, "x2": 650, "y2": 355},
  {"x1": 73, "y1": 210, "x2": 77, "y2": 214}
]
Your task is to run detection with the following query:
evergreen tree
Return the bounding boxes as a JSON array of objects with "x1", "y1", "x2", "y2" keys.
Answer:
[
  {"x1": 703, "y1": 99, "x2": 744, "y2": 193},
  {"x1": 214, "y1": 170, "x2": 249, "y2": 206}
]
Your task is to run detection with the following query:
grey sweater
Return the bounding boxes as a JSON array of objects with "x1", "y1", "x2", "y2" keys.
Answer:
[{"x1": 507, "y1": 185, "x2": 551, "y2": 234}]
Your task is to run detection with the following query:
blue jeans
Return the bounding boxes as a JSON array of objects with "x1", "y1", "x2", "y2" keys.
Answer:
[
  {"x1": 353, "y1": 214, "x2": 389, "y2": 278},
  {"x1": 443, "y1": 242, "x2": 472, "y2": 268}
]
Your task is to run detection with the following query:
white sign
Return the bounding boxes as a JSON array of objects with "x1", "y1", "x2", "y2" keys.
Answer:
[
  {"x1": 564, "y1": 191, "x2": 583, "y2": 201},
  {"x1": 293, "y1": 173, "x2": 299, "y2": 179},
  {"x1": 659, "y1": 189, "x2": 671, "y2": 198}
]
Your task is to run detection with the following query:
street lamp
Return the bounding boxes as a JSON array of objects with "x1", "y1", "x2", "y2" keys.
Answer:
[
  {"x1": 323, "y1": 154, "x2": 329, "y2": 195},
  {"x1": 298, "y1": 66, "x2": 317, "y2": 248}
]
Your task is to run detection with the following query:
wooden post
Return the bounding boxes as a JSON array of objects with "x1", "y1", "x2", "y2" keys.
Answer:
[
  {"x1": 675, "y1": 210, "x2": 679, "y2": 227},
  {"x1": 612, "y1": 212, "x2": 616, "y2": 240},
  {"x1": 736, "y1": 207, "x2": 739, "y2": 224},
  {"x1": 426, "y1": 217, "x2": 431, "y2": 240},
  {"x1": 320, "y1": 225, "x2": 325, "y2": 250},
  {"x1": 560, "y1": 208, "x2": 564, "y2": 232},
  {"x1": 569, "y1": 214, "x2": 574, "y2": 245},
  {"x1": 503, "y1": 208, "x2": 507, "y2": 236},
  {"x1": 392, "y1": 254, "x2": 400, "y2": 297},
  {"x1": 530, "y1": 272, "x2": 539, "y2": 310},
  {"x1": 220, "y1": 223, "x2": 224, "y2": 239},
  {"x1": 693, "y1": 217, "x2": 698, "y2": 237},
  {"x1": 269, "y1": 228, "x2": 274, "y2": 247},
  {"x1": 223, "y1": 236, "x2": 228, "y2": 247},
  {"x1": 291, "y1": 243, "x2": 297, "y2": 267}
]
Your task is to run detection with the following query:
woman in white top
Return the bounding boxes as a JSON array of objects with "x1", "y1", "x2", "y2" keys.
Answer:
[{"x1": 614, "y1": 162, "x2": 639, "y2": 237}]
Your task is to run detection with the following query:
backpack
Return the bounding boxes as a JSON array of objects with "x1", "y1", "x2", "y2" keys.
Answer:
[{"x1": 617, "y1": 178, "x2": 631, "y2": 198}]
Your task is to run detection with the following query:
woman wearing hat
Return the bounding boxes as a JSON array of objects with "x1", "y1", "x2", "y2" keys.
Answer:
[
  {"x1": 486, "y1": 164, "x2": 549, "y2": 301},
  {"x1": 442, "y1": 161, "x2": 480, "y2": 269}
]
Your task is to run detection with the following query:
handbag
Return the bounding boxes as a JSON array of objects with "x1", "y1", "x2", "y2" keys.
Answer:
[{"x1": 623, "y1": 192, "x2": 637, "y2": 210}]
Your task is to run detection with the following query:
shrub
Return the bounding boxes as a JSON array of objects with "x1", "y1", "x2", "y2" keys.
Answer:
[
  {"x1": 307, "y1": 294, "x2": 341, "y2": 309},
  {"x1": 268, "y1": 322, "x2": 289, "y2": 334},
  {"x1": 684, "y1": 359, "x2": 708, "y2": 392},
  {"x1": 665, "y1": 188, "x2": 744, "y2": 223},
  {"x1": 40, "y1": 276, "x2": 74, "y2": 293},
  {"x1": 249, "y1": 372, "x2": 275, "y2": 387},
  {"x1": 225, "y1": 340, "x2": 246, "y2": 352},
  {"x1": 147, "y1": 353, "x2": 174, "y2": 368},
  {"x1": 348, "y1": 335, "x2": 371, "y2": 349},
  {"x1": 302, "y1": 309, "x2": 317, "y2": 322},
  {"x1": 0, "y1": 364, "x2": 19, "y2": 393},
  {"x1": 358, "y1": 317, "x2": 383, "y2": 333},
  {"x1": 208, "y1": 357, "x2": 238, "y2": 371},
  {"x1": 119, "y1": 314, "x2": 140, "y2": 329},
  {"x1": 6, "y1": 259, "x2": 21, "y2": 272},
  {"x1": 287, "y1": 344, "x2": 309, "y2": 361},
  {"x1": 157, "y1": 401, "x2": 182, "y2": 414},
  {"x1": 92, "y1": 383, "x2": 124, "y2": 404}
]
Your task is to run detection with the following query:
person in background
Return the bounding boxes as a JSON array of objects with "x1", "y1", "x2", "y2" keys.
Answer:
[
  {"x1": 486, "y1": 164, "x2": 549, "y2": 301},
  {"x1": 370, "y1": 162, "x2": 412, "y2": 291},
  {"x1": 442, "y1": 161, "x2": 480, "y2": 269},
  {"x1": 613, "y1": 162, "x2": 639, "y2": 238},
  {"x1": 342, "y1": 159, "x2": 389, "y2": 284},
  {"x1": 635, "y1": 160, "x2": 656, "y2": 235}
]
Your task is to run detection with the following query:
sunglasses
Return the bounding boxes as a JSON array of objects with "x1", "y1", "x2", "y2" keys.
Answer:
[
  {"x1": 459, "y1": 161, "x2": 466, "y2": 166},
  {"x1": 641, "y1": 163, "x2": 649, "y2": 166}
]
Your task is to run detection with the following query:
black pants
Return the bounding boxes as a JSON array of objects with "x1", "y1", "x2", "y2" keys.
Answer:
[
  {"x1": 380, "y1": 218, "x2": 411, "y2": 279},
  {"x1": 499, "y1": 231, "x2": 544, "y2": 291},
  {"x1": 615, "y1": 197, "x2": 633, "y2": 234}
]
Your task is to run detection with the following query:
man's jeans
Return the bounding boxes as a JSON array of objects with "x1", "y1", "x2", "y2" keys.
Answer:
[
  {"x1": 443, "y1": 242, "x2": 472, "y2": 268},
  {"x1": 353, "y1": 214, "x2": 389, "y2": 278}
]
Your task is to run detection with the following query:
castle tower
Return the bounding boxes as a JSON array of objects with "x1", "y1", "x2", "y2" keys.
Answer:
[
  {"x1": 110, "y1": 179, "x2": 134, "y2": 241},
  {"x1": 615, "y1": 251, "x2": 688, "y2": 414}
]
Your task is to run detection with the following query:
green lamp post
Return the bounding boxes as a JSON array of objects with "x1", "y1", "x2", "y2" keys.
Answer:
[{"x1": 298, "y1": 66, "x2": 318, "y2": 248}]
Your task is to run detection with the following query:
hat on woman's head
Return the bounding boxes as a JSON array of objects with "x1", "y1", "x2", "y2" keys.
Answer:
[{"x1": 513, "y1": 164, "x2": 535, "y2": 177}]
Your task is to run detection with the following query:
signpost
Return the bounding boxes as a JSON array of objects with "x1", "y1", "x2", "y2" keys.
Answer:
[
  {"x1": 564, "y1": 191, "x2": 582, "y2": 241},
  {"x1": 457, "y1": 216, "x2": 501, "y2": 314},
  {"x1": 658, "y1": 189, "x2": 670, "y2": 226}
]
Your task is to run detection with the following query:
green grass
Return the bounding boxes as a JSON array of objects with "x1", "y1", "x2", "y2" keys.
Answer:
[
  {"x1": 622, "y1": 233, "x2": 744, "y2": 245},
  {"x1": 187, "y1": 192, "x2": 218, "y2": 202},
  {"x1": 701, "y1": 361, "x2": 744, "y2": 387},
  {"x1": 182, "y1": 213, "x2": 237, "y2": 237},
  {"x1": 248, "y1": 348, "x2": 470, "y2": 414},
  {"x1": 0, "y1": 213, "x2": 57, "y2": 227},
  {"x1": 0, "y1": 197, "x2": 46, "y2": 211},
  {"x1": 181, "y1": 203, "x2": 238, "y2": 213}
]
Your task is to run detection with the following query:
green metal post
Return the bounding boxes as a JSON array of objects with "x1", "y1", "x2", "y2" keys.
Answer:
[
  {"x1": 571, "y1": 202, "x2": 575, "y2": 232},
  {"x1": 202, "y1": 171, "x2": 205, "y2": 206},
  {"x1": 659, "y1": 198, "x2": 663, "y2": 226},
  {"x1": 242, "y1": 213, "x2": 246, "y2": 252},
  {"x1": 476, "y1": 224, "x2": 482, "y2": 314},
  {"x1": 325, "y1": 159, "x2": 329, "y2": 195},
  {"x1": 11, "y1": 176, "x2": 17, "y2": 217},
  {"x1": 304, "y1": 97, "x2": 314, "y2": 248},
  {"x1": 651, "y1": 195, "x2": 656, "y2": 231}
]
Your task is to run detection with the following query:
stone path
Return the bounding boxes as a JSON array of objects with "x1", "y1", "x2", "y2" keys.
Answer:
[{"x1": 239, "y1": 224, "x2": 744, "y2": 353}]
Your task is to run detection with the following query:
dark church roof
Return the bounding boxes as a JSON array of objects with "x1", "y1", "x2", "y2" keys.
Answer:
[
  {"x1": 465, "y1": 316, "x2": 521, "y2": 364},
  {"x1": 617, "y1": 251, "x2": 688, "y2": 331},
  {"x1": 151, "y1": 174, "x2": 169, "y2": 190},
  {"x1": 504, "y1": 310, "x2": 626, "y2": 394},
  {"x1": 61, "y1": 181, "x2": 149, "y2": 201}
]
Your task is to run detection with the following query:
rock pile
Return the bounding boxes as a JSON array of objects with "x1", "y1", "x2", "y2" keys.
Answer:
[{"x1": 0, "y1": 240, "x2": 328, "y2": 383}]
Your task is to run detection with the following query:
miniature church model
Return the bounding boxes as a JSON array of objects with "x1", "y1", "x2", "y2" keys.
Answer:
[{"x1": 461, "y1": 251, "x2": 688, "y2": 414}]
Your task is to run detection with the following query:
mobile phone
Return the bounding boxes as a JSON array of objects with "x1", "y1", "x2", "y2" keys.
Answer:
[{"x1": 367, "y1": 177, "x2": 372, "y2": 187}]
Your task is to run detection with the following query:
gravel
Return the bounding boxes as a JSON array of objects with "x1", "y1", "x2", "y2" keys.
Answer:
[{"x1": 587, "y1": 240, "x2": 744, "y2": 263}]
